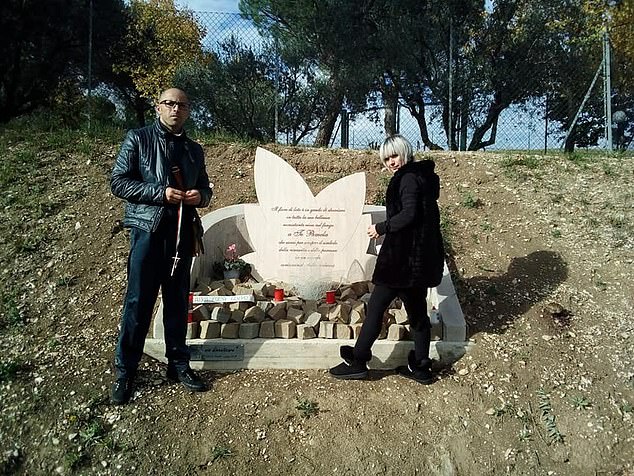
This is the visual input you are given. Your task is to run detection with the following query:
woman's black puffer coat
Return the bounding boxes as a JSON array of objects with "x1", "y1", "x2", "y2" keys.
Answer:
[{"x1": 372, "y1": 160, "x2": 444, "y2": 288}]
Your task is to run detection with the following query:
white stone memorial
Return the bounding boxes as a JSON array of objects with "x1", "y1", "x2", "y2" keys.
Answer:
[
  {"x1": 242, "y1": 148, "x2": 374, "y2": 294},
  {"x1": 145, "y1": 148, "x2": 469, "y2": 369}
]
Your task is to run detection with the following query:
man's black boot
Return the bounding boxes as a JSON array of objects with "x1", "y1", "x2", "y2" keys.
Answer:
[
  {"x1": 111, "y1": 378, "x2": 134, "y2": 405},
  {"x1": 167, "y1": 366, "x2": 207, "y2": 392},
  {"x1": 397, "y1": 350, "x2": 434, "y2": 385},
  {"x1": 329, "y1": 345, "x2": 369, "y2": 380}
]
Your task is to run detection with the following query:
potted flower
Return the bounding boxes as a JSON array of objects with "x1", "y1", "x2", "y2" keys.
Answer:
[{"x1": 220, "y1": 243, "x2": 251, "y2": 280}]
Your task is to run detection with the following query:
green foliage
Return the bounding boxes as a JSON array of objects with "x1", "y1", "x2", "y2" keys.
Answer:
[
  {"x1": 210, "y1": 445, "x2": 233, "y2": 462},
  {"x1": 0, "y1": 360, "x2": 22, "y2": 383},
  {"x1": 176, "y1": 39, "x2": 277, "y2": 141},
  {"x1": 461, "y1": 192, "x2": 481, "y2": 209},
  {"x1": 439, "y1": 207, "x2": 455, "y2": 253},
  {"x1": 296, "y1": 398, "x2": 319, "y2": 418},
  {"x1": 518, "y1": 426, "x2": 532, "y2": 443},
  {"x1": 0, "y1": 288, "x2": 24, "y2": 328},
  {"x1": 501, "y1": 155, "x2": 542, "y2": 170},
  {"x1": 113, "y1": 0, "x2": 205, "y2": 101},
  {"x1": 537, "y1": 389, "x2": 564, "y2": 444},
  {"x1": 62, "y1": 396, "x2": 114, "y2": 471},
  {"x1": 569, "y1": 395, "x2": 592, "y2": 410},
  {"x1": 0, "y1": 0, "x2": 126, "y2": 123}
]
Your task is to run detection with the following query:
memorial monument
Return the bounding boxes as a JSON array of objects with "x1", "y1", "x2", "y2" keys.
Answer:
[{"x1": 145, "y1": 148, "x2": 468, "y2": 369}]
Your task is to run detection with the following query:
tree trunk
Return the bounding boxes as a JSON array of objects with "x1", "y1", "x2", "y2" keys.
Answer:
[
  {"x1": 402, "y1": 96, "x2": 443, "y2": 150},
  {"x1": 383, "y1": 89, "x2": 398, "y2": 136},
  {"x1": 314, "y1": 92, "x2": 343, "y2": 147},
  {"x1": 468, "y1": 94, "x2": 506, "y2": 150},
  {"x1": 459, "y1": 101, "x2": 468, "y2": 151},
  {"x1": 135, "y1": 94, "x2": 147, "y2": 127}
]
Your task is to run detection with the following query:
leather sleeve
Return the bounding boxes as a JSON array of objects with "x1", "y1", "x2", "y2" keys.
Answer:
[{"x1": 111, "y1": 130, "x2": 165, "y2": 205}]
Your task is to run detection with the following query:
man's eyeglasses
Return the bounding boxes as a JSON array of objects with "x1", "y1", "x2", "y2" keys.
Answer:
[{"x1": 159, "y1": 100, "x2": 190, "y2": 110}]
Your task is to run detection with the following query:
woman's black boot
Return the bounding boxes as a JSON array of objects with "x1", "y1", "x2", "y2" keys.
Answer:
[
  {"x1": 329, "y1": 345, "x2": 369, "y2": 380},
  {"x1": 397, "y1": 350, "x2": 434, "y2": 385}
]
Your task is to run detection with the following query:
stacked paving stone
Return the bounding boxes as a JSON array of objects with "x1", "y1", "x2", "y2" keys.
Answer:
[{"x1": 185, "y1": 279, "x2": 442, "y2": 341}]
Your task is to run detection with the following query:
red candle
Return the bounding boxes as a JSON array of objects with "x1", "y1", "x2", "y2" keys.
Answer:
[
  {"x1": 326, "y1": 290, "x2": 336, "y2": 304},
  {"x1": 274, "y1": 288, "x2": 284, "y2": 301},
  {"x1": 187, "y1": 293, "x2": 194, "y2": 322}
]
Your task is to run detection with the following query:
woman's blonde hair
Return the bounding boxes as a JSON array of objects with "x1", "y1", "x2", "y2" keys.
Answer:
[{"x1": 379, "y1": 134, "x2": 414, "y2": 164}]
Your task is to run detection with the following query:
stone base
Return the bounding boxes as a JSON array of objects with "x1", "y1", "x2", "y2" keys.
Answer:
[{"x1": 144, "y1": 338, "x2": 473, "y2": 370}]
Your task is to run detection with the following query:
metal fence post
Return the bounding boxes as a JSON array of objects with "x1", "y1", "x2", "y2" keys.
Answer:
[
  {"x1": 603, "y1": 28, "x2": 613, "y2": 151},
  {"x1": 340, "y1": 110, "x2": 349, "y2": 149},
  {"x1": 87, "y1": 0, "x2": 93, "y2": 130}
]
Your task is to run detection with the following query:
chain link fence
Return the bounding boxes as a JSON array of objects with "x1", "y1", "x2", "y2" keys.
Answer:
[{"x1": 178, "y1": 11, "x2": 632, "y2": 152}]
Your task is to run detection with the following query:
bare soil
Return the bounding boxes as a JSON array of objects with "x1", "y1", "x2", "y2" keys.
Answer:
[{"x1": 1, "y1": 131, "x2": 633, "y2": 475}]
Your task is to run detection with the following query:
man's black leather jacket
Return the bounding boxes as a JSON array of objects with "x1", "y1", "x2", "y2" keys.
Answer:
[{"x1": 111, "y1": 122, "x2": 212, "y2": 232}]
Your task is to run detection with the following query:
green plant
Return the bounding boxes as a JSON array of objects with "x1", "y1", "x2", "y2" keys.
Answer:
[
  {"x1": 461, "y1": 192, "x2": 480, "y2": 209},
  {"x1": 221, "y1": 243, "x2": 251, "y2": 273},
  {"x1": 620, "y1": 401, "x2": 633, "y2": 414},
  {"x1": 550, "y1": 193, "x2": 563, "y2": 204},
  {"x1": 566, "y1": 151, "x2": 589, "y2": 166},
  {"x1": 518, "y1": 426, "x2": 532, "y2": 442},
  {"x1": 569, "y1": 395, "x2": 592, "y2": 410},
  {"x1": 79, "y1": 420, "x2": 107, "y2": 446},
  {"x1": 594, "y1": 280, "x2": 608, "y2": 291},
  {"x1": 63, "y1": 449, "x2": 87, "y2": 471},
  {"x1": 538, "y1": 389, "x2": 564, "y2": 444},
  {"x1": 0, "y1": 361, "x2": 21, "y2": 383},
  {"x1": 57, "y1": 274, "x2": 78, "y2": 288},
  {"x1": 481, "y1": 221, "x2": 493, "y2": 232},
  {"x1": 210, "y1": 445, "x2": 233, "y2": 462},
  {"x1": 501, "y1": 155, "x2": 541, "y2": 169},
  {"x1": 607, "y1": 213, "x2": 626, "y2": 229},
  {"x1": 551, "y1": 229, "x2": 562, "y2": 238},
  {"x1": 296, "y1": 398, "x2": 319, "y2": 418},
  {"x1": 0, "y1": 289, "x2": 24, "y2": 327},
  {"x1": 372, "y1": 189, "x2": 386, "y2": 206},
  {"x1": 439, "y1": 207, "x2": 455, "y2": 253}
]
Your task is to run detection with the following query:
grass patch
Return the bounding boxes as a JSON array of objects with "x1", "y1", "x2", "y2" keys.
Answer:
[
  {"x1": 480, "y1": 221, "x2": 493, "y2": 232},
  {"x1": 501, "y1": 155, "x2": 542, "y2": 169},
  {"x1": 210, "y1": 445, "x2": 233, "y2": 463},
  {"x1": 461, "y1": 192, "x2": 481, "y2": 209},
  {"x1": 0, "y1": 288, "x2": 24, "y2": 328},
  {"x1": 296, "y1": 398, "x2": 319, "y2": 418},
  {"x1": 565, "y1": 151, "x2": 590, "y2": 167},
  {"x1": 0, "y1": 360, "x2": 22, "y2": 383},
  {"x1": 439, "y1": 207, "x2": 455, "y2": 254}
]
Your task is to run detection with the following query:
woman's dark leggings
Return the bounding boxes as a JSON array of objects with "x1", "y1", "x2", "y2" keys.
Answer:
[{"x1": 353, "y1": 285, "x2": 431, "y2": 363}]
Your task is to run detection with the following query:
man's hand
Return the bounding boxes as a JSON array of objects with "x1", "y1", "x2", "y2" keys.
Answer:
[
  {"x1": 165, "y1": 187, "x2": 185, "y2": 204},
  {"x1": 183, "y1": 190, "x2": 201, "y2": 206},
  {"x1": 367, "y1": 224, "x2": 380, "y2": 239},
  {"x1": 165, "y1": 188, "x2": 202, "y2": 206}
]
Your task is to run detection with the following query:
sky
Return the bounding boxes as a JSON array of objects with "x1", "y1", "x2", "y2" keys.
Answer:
[{"x1": 174, "y1": 0, "x2": 240, "y2": 13}]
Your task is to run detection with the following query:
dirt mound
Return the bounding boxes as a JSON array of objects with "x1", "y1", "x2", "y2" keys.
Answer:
[{"x1": 0, "y1": 131, "x2": 633, "y2": 475}]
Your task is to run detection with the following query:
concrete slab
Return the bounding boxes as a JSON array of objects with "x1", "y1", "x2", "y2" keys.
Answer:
[{"x1": 144, "y1": 338, "x2": 473, "y2": 370}]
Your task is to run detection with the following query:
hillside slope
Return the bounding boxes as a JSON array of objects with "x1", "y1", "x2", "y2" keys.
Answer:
[{"x1": 1, "y1": 128, "x2": 633, "y2": 475}]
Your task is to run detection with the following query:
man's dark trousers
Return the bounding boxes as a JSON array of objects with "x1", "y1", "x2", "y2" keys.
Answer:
[{"x1": 114, "y1": 214, "x2": 192, "y2": 380}]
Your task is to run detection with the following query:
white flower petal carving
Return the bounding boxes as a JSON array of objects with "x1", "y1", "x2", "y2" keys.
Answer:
[{"x1": 244, "y1": 147, "x2": 373, "y2": 284}]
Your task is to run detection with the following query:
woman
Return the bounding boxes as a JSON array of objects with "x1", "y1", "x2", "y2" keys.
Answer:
[{"x1": 329, "y1": 135, "x2": 444, "y2": 384}]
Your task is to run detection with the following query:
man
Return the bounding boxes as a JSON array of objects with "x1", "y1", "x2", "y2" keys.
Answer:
[{"x1": 110, "y1": 88, "x2": 212, "y2": 405}]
